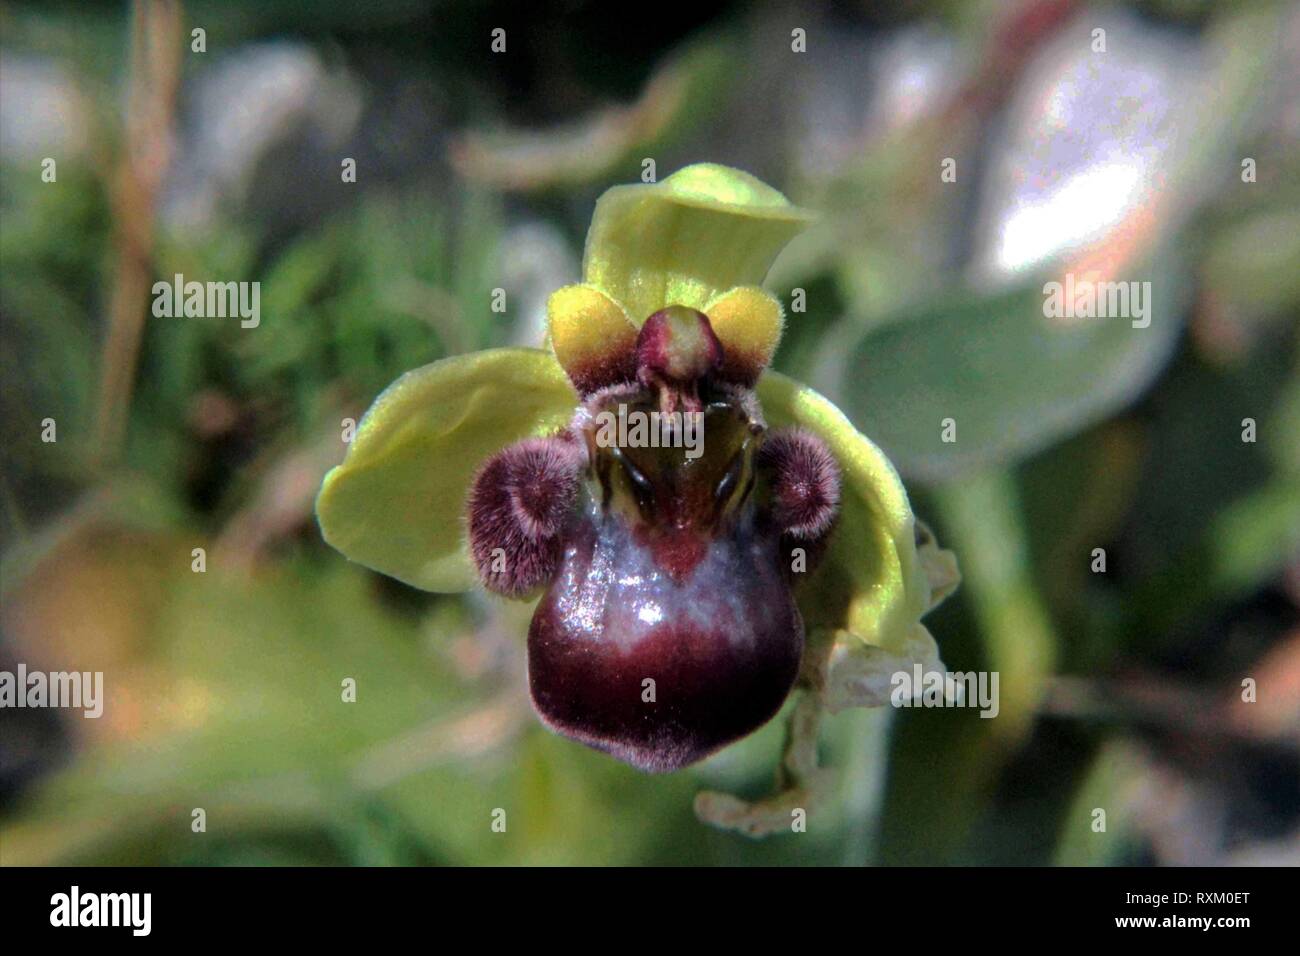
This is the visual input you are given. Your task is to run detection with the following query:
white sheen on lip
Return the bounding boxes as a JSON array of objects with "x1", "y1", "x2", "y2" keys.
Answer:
[{"x1": 637, "y1": 603, "x2": 664, "y2": 625}]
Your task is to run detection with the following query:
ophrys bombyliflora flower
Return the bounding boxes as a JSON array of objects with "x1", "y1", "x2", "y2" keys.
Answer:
[{"x1": 317, "y1": 164, "x2": 958, "y2": 802}]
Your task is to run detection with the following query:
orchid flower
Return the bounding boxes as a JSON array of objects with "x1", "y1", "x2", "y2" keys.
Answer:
[{"x1": 316, "y1": 163, "x2": 958, "y2": 834}]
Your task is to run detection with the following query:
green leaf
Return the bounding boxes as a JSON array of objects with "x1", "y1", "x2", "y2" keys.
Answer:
[
  {"x1": 316, "y1": 348, "x2": 577, "y2": 591},
  {"x1": 813, "y1": 257, "x2": 1186, "y2": 481},
  {"x1": 932, "y1": 468, "x2": 1057, "y2": 744}
]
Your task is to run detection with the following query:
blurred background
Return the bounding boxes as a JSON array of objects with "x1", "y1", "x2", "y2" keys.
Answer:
[{"x1": 1, "y1": 0, "x2": 1297, "y2": 865}]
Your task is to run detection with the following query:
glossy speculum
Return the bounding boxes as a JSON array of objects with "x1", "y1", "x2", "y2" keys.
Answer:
[{"x1": 468, "y1": 306, "x2": 840, "y2": 772}]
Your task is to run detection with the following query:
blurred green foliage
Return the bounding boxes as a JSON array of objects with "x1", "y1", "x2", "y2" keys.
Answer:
[{"x1": 1, "y1": 0, "x2": 1296, "y2": 865}]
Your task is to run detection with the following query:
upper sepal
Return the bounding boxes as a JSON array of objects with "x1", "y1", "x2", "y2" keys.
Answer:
[{"x1": 583, "y1": 163, "x2": 815, "y2": 324}]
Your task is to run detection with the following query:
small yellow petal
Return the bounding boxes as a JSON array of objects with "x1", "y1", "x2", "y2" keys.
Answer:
[
  {"x1": 547, "y1": 284, "x2": 638, "y2": 394},
  {"x1": 705, "y1": 285, "x2": 784, "y2": 385}
]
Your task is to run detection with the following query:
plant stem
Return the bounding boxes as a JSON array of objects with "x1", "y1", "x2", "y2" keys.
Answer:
[{"x1": 934, "y1": 466, "x2": 1057, "y2": 746}]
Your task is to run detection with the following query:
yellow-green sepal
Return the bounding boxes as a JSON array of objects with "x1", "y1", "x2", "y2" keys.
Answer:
[
  {"x1": 583, "y1": 163, "x2": 815, "y2": 324},
  {"x1": 316, "y1": 348, "x2": 577, "y2": 592},
  {"x1": 756, "y1": 371, "x2": 945, "y2": 655}
]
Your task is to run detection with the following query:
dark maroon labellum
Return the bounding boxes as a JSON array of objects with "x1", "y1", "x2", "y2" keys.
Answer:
[
  {"x1": 528, "y1": 396, "x2": 804, "y2": 772},
  {"x1": 468, "y1": 306, "x2": 841, "y2": 772}
]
